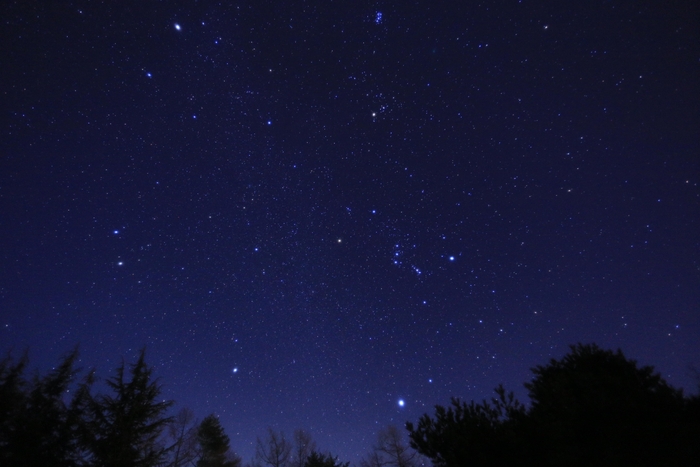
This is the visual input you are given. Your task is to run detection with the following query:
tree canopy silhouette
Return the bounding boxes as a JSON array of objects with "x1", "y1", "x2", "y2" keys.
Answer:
[
  {"x1": 0, "y1": 348, "x2": 176, "y2": 467},
  {"x1": 79, "y1": 349, "x2": 174, "y2": 467},
  {"x1": 360, "y1": 425, "x2": 420, "y2": 467},
  {"x1": 407, "y1": 343, "x2": 700, "y2": 466},
  {"x1": 196, "y1": 414, "x2": 241, "y2": 467},
  {"x1": 4, "y1": 343, "x2": 696, "y2": 466},
  {"x1": 303, "y1": 451, "x2": 349, "y2": 467},
  {"x1": 0, "y1": 349, "x2": 83, "y2": 466}
]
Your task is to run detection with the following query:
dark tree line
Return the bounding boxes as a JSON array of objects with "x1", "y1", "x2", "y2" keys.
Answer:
[
  {"x1": 407, "y1": 344, "x2": 700, "y2": 466},
  {"x1": 4, "y1": 343, "x2": 699, "y2": 466},
  {"x1": 0, "y1": 348, "x2": 247, "y2": 467},
  {"x1": 0, "y1": 348, "x2": 351, "y2": 467}
]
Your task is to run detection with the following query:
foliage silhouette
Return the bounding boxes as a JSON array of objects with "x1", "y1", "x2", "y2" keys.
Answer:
[
  {"x1": 5, "y1": 342, "x2": 696, "y2": 466},
  {"x1": 408, "y1": 344, "x2": 700, "y2": 466},
  {"x1": 524, "y1": 343, "x2": 695, "y2": 466},
  {"x1": 0, "y1": 348, "x2": 83, "y2": 466},
  {"x1": 79, "y1": 348, "x2": 173, "y2": 467},
  {"x1": 303, "y1": 451, "x2": 349, "y2": 467},
  {"x1": 196, "y1": 414, "x2": 241, "y2": 467},
  {"x1": 407, "y1": 386, "x2": 525, "y2": 466}
]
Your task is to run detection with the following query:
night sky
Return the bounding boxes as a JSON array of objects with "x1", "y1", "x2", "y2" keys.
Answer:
[{"x1": 2, "y1": 0, "x2": 699, "y2": 463}]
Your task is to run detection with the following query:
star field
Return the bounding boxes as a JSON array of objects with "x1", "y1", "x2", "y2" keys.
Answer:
[{"x1": 1, "y1": 1, "x2": 699, "y2": 463}]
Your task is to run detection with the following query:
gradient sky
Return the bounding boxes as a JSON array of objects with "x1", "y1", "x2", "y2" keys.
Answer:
[{"x1": 2, "y1": 1, "x2": 699, "y2": 463}]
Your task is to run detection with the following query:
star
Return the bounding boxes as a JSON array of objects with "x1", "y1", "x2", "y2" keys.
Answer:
[
  {"x1": 398, "y1": 399, "x2": 405, "y2": 407},
  {"x1": 174, "y1": 23, "x2": 181, "y2": 31}
]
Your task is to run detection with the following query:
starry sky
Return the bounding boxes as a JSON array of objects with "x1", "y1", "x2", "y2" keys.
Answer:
[{"x1": 2, "y1": 0, "x2": 699, "y2": 463}]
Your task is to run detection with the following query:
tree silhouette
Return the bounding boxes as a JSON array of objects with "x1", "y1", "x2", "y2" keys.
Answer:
[
  {"x1": 196, "y1": 414, "x2": 241, "y2": 467},
  {"x1": 254, "y1": 428, "x2": 291, "y2": 467},
  {"x1": 361, "y1": 425, "x2": 420, "y2": 467},
  {"x1": 4, "y1": 343, "x2": 697, "y2": 466},
  {"x1": 290, "y1": 429, "x2": 316, "y2": 467},
  {"x1": 164, "y1": 407, "x2": 200, "y2": 467},
  {"x1": 303, "y1": 451, "x2": 349, "y2": 467},
  {"x1": 79, "y1": 349, "x2": 173, "y2": 467},
  {"x1": 525, "y1": 343, "x2": 692, "y2": 466},
  {"x1": 407, "y1": 386, "x2": 525, "y2": 467},
  {"x1": 407, "y1": 343, "x2": 700, "y2": 466},
  {"x1": 0, "y1": 351, "x2": 29, "y2": 451},
  {"x1": 0, "y1": 349, "x2": 83, "y2": 466}
]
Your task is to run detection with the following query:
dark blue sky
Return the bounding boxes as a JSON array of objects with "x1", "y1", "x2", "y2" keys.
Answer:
[{"x1": 2, "y1": 0, "x2": 698, "y2": 463}]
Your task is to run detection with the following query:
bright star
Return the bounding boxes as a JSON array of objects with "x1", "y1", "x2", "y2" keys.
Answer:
[
  {"x1": 449, "y1": 256, "x2": 455, "y2": 261},
  {"x1": 174, "y1": 23, "x2": 181, "y2": 31},
  {"x1": 398, "y1": 399, "x2": 405, "y2": 407},
  {"x1": 232, "y1": 367, "x2": 238, "y2": 373}
]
